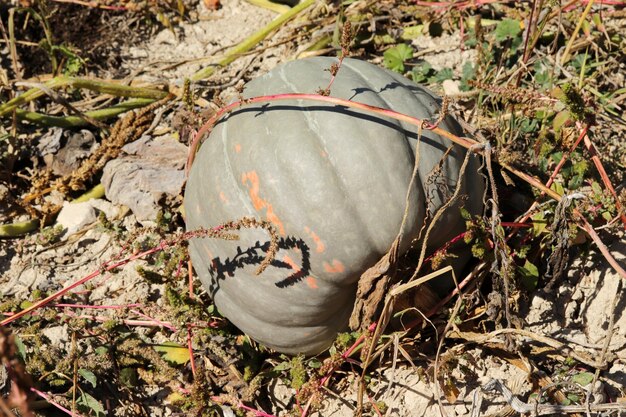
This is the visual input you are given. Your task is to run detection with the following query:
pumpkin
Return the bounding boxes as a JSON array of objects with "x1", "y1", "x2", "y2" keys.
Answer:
[{"x1": 185, "y1": 57, "x2": 484, "y2": 355}]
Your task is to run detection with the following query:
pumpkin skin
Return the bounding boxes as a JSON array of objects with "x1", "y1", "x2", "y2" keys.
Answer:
[{"x1": 185, "y1": 57, "x2": 484, "y2": 355}]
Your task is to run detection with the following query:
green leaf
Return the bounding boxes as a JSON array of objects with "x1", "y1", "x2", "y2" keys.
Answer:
[
  {"x1": 518, "y1": 260, "x2": 539, "y2": 290},
  {"x1": 154, "y1": 342, "x2": 190, "y2": 364},
  {"x1": 14, "y1": 335, "x2": 27, "y2": 361},
  {"x1": 495, "y1": 19, "x2": 522, "y2": 42},
  {"x1": 401, "y1": 25, "x2": 424, "y2": 40},
  {"x1": 550, "y1": 182, "x2": 565, "y2": 196},
  {"x1": 273, "y1": 361, "x2": 291, "y2": 372},
  {"x1": 430, "y1": 67, "x2": 454, "y2": 83},
  {"x1": 553, "y1": 110, "x2": 572, "y2": 132},
  {"x1": 383, "y1": 44, "x2": 414, "y2": 73},
  {"x1": 120, "y1": 367, "x2": 138, "y2": 387},
  {"x1": 411, "y1": 61, "x2": 434, "y2": 83},
  {"x1": 307, "y1": 358, "x2": 322, "y2": 369},
  {"x1": 78, "y1": 369, "x2": 97, "y2": 388},
  {"x1": 591, "y1": 181, "x2": 603, "y2": 196},
  {"x1": 95, "y1": 346, "x2": 108, "y2": 356},
  {"x1": 77, "y1": 392, "x2": 106, "y2": 417},
  {"x1": 571, "y1": 371, "x2": 594, "y2": 386}
]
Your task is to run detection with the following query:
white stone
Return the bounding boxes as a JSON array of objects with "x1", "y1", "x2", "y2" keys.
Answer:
[
  {"x1": 442, "y1": 79, "x2": 461, "y2": 96},
  {"x1": 56, "y1": 201, "x2": 98, "y2": 237}
]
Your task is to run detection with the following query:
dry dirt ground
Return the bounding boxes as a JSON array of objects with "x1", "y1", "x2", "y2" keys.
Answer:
[{"x1": 1, "y1": 1, "x2": 626, "y2": 417}]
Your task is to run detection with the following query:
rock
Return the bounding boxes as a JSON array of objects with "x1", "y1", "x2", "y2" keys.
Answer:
[
  {"x1": 37, "y1": 129, "x2": 98, "y2": 176},
  {"x1": 56, "y1": 200, "x2": 98, "y2": 237},
  {"x1": 36, "y1": 127, "x2": 63, "y2": 157},
  {"x1": 102, "y1": 135, "x2": 187, "y2": 222},
  {"x1": 42, "y1": 324, "x2": 69, "y2": 347},
  {"x1": 56, "y1": 199, "x2": 119, "y2": 237},
  {"x1": 442, "y1": 79, "x2": 460, "y2": 96}
]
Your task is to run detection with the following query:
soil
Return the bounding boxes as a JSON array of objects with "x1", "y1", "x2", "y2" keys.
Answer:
[{"x1": 1, "y1": 1, "x2": 626, "y2": 417}]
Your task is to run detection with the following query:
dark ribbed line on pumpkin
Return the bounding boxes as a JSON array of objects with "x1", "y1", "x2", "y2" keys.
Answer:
[{"x1": 343, "y1": 59, "x2": 428, "y2": 251}]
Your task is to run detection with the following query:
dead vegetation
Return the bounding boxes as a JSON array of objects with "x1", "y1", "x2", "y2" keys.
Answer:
[{"x1": 1, "y1": 0, "x2": 626, "y2": 416}]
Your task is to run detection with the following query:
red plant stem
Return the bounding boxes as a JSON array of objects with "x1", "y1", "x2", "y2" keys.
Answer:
[
  {"x1": 579, "y1": 123, "x2": 626, "y2": 229},
  {"x1": 52, "y1": 303, "x2": 141, "y2": 309},
  {"x1": 129, "y1": 309, "x2": 177, "y2": 331},
  {"x1": 512, "y1": 124, "x2": 589, "y2": 229},
  {"x1": 187, "y1": 325, "x2": 197, "y2": 379},
  {"x1": 237, "y1": 403, "x2": 277, "y2": 417},
  {"x1": 547, "y1": 122, "x2": 589, "y2": 189},
  {"x1": 368, "y1": 393, "x2": 384, "y2": 417},
  {"x1": 299, "y1": 396, "x2": 314, "y2": 417},
  {"x1": 0, "y1": 227, "x2": 229, "y2": 326},
  {"x1": 577, "y1": 214, "x2": 626, "y2": 279},
  {"x1": 186, "y1": 93, "x2": 479, "y2": 176},
  {"x1": 31, "y1": 387, "x2": 85, "y2": 417}
]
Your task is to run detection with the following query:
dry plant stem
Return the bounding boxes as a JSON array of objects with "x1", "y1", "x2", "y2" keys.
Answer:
[
  {"x1": 50, "y1": 0, "x2": 128, "y2": 10},
  {"x1": 7, "y1": 9, "x2": 21, "y2": 81},
  {"x1": 404, "y1": 262, "x2": 488, "y2": 331},
  {"x1": 0, "y1": 76, "x2": 167, "y2": 117},
  {"x1": 450, "y1": 328, "x2": 607, "y2": 369},
  {"x1": 484, "y1": 379, "x2": 626, "y2": 415},
  {"x1": 560, "y1": 0, "x2": 595, "y2": 65},
  {"x1": 434, "y1": 286, "x2": 465, "y2": 417},
  {"x1": 515, "y1": 0, "x2": 542, "y2": 87},
  {"x1": 190, "y1": 0, "x2": 315, "y2": 81}
]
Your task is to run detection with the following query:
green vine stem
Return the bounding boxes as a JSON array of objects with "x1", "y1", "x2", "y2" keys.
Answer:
[
  {"x1": 0, "y1": 183, "x2": 105, "y2": 238},
  {"x1": 13, "y1": 98, "x2": 156, "y2": 127},
  {"x1": 190, "y1": 0, "x2": 315, "y2": 81},
  {"x1": 0, "y1": 76, "x2": 168, "y2": 117}
]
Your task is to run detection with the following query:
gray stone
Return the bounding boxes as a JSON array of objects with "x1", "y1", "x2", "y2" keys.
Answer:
[{"x1": 102, "y1": 135, "x2": 187, "y2": 222}]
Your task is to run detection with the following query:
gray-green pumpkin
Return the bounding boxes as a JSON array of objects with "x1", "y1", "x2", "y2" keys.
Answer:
[{"x1": 185, "y1": 57, "x2": 484, "y2": 355}]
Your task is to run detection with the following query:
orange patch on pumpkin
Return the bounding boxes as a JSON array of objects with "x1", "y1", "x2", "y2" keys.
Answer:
[
  {"x1": 304, "y1": 226, "x2": 325, "y2": 253},
  {"x1": 323, "y1": 259, "x2": 345, "y2": 274},
  {"x1": 306, "y1": 276, "x2": 318, "y2": 289},
  {"x1": 234, "y1": 144, "x2": 242, "y2": 153},
  {"x1": 282, "y1": 255, "x2": 301, "y2": 273},
  {"x1": 219, "y1": 191, "x2": 228, "y2": 203},
  {"x1": 241, "y1": 171, "x2": 286, "y2": 236}
]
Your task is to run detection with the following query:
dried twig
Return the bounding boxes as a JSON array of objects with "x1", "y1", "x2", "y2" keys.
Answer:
[{"x1": 484, "y1": 379, "x2": 626, "y2": 415}]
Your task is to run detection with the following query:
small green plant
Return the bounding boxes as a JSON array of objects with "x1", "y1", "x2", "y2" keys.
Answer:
[
  {"x1": 410, "y1": 62, "x2": 454, "y2": 84},
  {"x1": 383, "y1": 44, "x2": 414, "y2": 72},
  {"x1": 35, "y1": 224, "x2": 64, "y2": 246}
]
